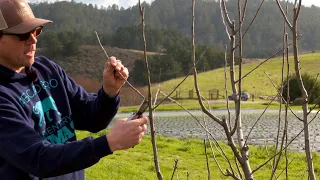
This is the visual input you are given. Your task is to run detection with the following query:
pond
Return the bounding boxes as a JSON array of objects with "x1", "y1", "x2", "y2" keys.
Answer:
[{"x1": 114, "y1": 109, "x2": 320, "y2": 152}]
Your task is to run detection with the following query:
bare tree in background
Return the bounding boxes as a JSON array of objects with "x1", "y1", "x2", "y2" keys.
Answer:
[
  {"x1": 134, "y1": 0, "x2": 318, "y2": 179},
  {"x1": 275, "y1": 0, "x2": 316, "y2": 179}
]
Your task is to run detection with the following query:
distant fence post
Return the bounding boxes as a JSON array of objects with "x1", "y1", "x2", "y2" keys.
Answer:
[
  {"x1": 209, "y1": 89, "x2": 219, "y2": 100},
  {"x1": 189, "y1": 89, "x2": 194, "y2": 99},
  {"x1": 176, "y1": 90, "x2": 181, "y2": 99}
]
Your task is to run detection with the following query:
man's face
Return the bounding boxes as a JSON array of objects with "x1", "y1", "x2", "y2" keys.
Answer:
[{"x1": 0, "y1": 31, "x2": 37, "y2": 73}]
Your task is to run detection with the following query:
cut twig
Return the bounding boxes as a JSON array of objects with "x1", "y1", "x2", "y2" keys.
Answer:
[{"x1": 170, "y1": 159, "x2": 179, "y2": 180}]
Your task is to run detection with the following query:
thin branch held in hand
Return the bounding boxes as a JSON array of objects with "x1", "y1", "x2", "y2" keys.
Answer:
[
  {"x1": 95, "y1": 31, "x2": 145, "y2": 99},
  {"x1": 95, "y1": 31, "x2": 109, "y2": 59}
]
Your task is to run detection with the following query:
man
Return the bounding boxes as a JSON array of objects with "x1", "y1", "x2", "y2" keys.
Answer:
[{"x1": 0, "y1": 0, "x2": 148, "y2": 179}]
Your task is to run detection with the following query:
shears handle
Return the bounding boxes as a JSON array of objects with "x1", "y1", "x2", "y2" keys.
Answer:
[{"x1": 127, "y1": 112, "x2": 141, "y2": 120}]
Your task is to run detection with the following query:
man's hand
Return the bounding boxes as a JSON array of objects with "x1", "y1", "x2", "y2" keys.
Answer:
[
  {"x1": 106, "y1": 116, "x2": 148, "y2": 152},
  {"x1": 103, "y1": 56, "x2": 129, "y2": 97}
]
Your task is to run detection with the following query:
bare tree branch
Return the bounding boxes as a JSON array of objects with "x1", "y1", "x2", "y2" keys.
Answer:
[
  {"x1": 243, "y1": 95, "x2": 277, "y2": 147},
  {"x1": 170, "y1": 159, "x2": 179, "y2": 180},
  {"x1": 242, "y1": 0, "x2": 265, "y2": 38},
  {"x1": 275, "y1": 0, "x2": 293, "y2": 30},
  {"x1": 251, "y1": 114, "x2": 318, "y2": 174},
  {"x1": 192, "y1": 0, "x2": 223, "y2": 126},
  {"x1": 264, "y1": 72, "x2": 303, "y2": 122},
  {"x1": 138, "y1": 2, "x2": 163, "y2": 179},
  {"x1": 275, "y1": 158, "x2": 295, "y2": 179},
  {"x1": 235, "y1": 41, "x2": 294, "y2": 84},
  {"x1": 223, "y1": 45, "x2": 232, "y2": 132},
  {"x1": 151, "y1": 48, "x2": 208, "y2": 113},
  {"x1": 220, "y1": 0, "x2": 233, "y2": 29},
  {"x1": 203, "y1": 139, "x2": 211, "y2": 180}
]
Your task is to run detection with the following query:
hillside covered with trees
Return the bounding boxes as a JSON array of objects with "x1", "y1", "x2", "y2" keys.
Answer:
[
  {"x1": 31, "y1": 0, "x2": 320, "y2": 85},
  {"x1": 32, "y1": 0, "x2": 320, "y2": 57}
]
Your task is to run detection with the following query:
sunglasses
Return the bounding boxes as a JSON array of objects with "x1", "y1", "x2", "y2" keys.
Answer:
[{"x1": 2, "y1": 26, "x2": 43, "y2": 41}]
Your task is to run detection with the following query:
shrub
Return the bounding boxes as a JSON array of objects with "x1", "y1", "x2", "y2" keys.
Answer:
[{"x1": 281, "y1": 73, "x2": 320, "y2": 105}]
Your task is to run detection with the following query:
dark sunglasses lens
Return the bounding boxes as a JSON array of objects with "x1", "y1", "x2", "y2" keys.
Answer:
[
  {"x1": 19, "y1": 33, "x2": 31, "y2": 41},
  {"x1": 35, "y1": 26, "x2": 43, "y2": 36},
  {"x1": 19, "y1": 26, "x2": 43, "y2": 41}
]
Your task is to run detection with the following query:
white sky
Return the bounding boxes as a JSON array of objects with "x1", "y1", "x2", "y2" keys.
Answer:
[{"x1": 27, "y1": 0, "x2": 320, "y2": 9}]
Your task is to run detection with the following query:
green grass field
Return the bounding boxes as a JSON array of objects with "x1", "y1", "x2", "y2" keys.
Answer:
[
  {"x1": 76, "y1": 131, "x2": 320, "y2": 179},
  {"x1": 150, "y1": 53, "x2": 320, "y2": 98},
  {"x1": 119, "y1": 98, "x2": 319, "y2": 113}
]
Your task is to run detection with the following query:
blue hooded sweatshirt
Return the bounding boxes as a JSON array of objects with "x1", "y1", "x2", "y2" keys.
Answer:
[{"x1": 0, "y1": 56, "x2": 120, "y2": 179}]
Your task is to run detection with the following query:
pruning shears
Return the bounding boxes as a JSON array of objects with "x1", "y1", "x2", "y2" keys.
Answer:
[{"x1": 127, "y1": 99, "x2": 149, "y2": 120}]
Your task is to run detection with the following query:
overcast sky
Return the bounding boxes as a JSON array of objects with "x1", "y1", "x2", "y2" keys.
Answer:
[{"x1": 27, "y1": 0, "x2": 320, "y2": 9}]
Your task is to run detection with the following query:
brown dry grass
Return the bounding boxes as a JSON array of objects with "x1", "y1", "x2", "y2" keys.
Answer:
[{"x1": 70, "y1": 75, "x2": 147, "y2": 106}]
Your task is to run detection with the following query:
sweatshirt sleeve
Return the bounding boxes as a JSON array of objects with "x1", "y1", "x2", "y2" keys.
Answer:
[
  {"x1": 53, "y1": 61, "x2": 120, "y2": 133},
  {"x1": 0, "y1": 96, "x2": 113, "y2": 178}
]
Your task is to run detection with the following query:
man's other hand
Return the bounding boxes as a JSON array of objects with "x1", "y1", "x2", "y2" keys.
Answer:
[{"x1": 106, "y1": 116, "x2": 148, "y2": 152}]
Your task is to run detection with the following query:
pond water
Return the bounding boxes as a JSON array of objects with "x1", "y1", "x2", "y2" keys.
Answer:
[{"x1": 114, "y1": 110, "x2": 320, "y2": 152}]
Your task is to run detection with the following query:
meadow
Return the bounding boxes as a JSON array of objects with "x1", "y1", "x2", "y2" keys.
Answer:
[
  {"x1": 150, "y1": 53, "x2": 320, "y2": 98},
  {"x1": 76, "y1": 131, "x2": 320, "y2": 180}
]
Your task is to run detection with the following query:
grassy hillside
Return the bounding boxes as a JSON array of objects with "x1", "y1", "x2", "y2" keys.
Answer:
[{"x1": 150, "y1": 53, "x2": 320, "y2": 98}]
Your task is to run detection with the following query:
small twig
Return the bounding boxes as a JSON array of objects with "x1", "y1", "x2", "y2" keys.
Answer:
[
  {"x1": 264, "y1": 140, "x2": 273, "y2": 169},
  {"x1": 301, "y1": 168, "x2": 307, "y2": 180},
  {"x1": 307, "y1": 99, "x2": 320, "y2": 115},
  {"x1": 170, "y1": 159, "x2": 179, "y2": 180},
  {"x1": 204, "y1": 139, "x2": 211, "y2": 180},
  {"x1": 159, "y1": 91, "x2": 234, "y2": 166},
  {"x1": 243, "y1": 95, "x2": 277, "y2": 147},
  {"x1": 205, "y1": 133, "x2": 229, "y2": 177},
  {"x1": 202, "y1": 114, "x2": 235, "y2": 177},
  {"x1": 275, "y1": 158, "x2": 296, "y2": 179},
  {"x1": 234, "y1": 155, "x2": 243, "y2": 179},
  {"x1": 223, "y1": 45, "x2": 232, "y2": 131},
  {"x1": 235, "y1": 41, "x2": 294, "y2": 84},
  {"x1": 242, "y1": 0, "x2": 265, "y2": 38},
  {"x1": 251, "y1": 114, "x2": 318, "y2": 174},
  {"x1": 151, "y1": 47, "x2": 207, "y2": 112},
  {"x1": 264, "y1": 72, "x2": 303, "y2": 122}
]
